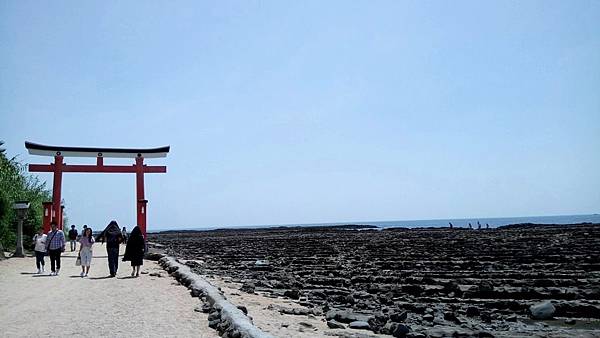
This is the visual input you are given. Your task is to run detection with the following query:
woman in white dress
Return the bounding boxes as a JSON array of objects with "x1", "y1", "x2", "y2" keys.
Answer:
[{"x1": 78, "y1": 227, "x2": 95, "y2": 277}]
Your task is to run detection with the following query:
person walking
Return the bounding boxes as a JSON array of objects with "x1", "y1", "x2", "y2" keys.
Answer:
[
  {"x1": 78, "y1": 227, "x2": 95, "y2": 277},
  {"x1": 121, "y1": 226, "x2": 128, "y2": 244},
  {"x1": 32, "y1": 228, "x2": 47, "y2": 274},
  {"x1": 123, "y1": 225, "x2": 145, "y2": 277},
  {"x1": 46, "y1": 221, "x2": 65, "y2": 276},
  {"x1": 96, "y1": 220, "x2": 123, "y2": 277},
  {"x1": 68, "y1": 225, "x2": 78, "y2": 251}
]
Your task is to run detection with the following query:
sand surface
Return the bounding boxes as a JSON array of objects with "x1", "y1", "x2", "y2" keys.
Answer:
[{"x1": 0, "y1": 246, "x2": 219, "y2": 338}]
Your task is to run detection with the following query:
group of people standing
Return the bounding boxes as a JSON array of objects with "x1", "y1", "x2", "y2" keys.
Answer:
[{"x1": 32, "y1": 220, "x2": 146, "y2": 278}]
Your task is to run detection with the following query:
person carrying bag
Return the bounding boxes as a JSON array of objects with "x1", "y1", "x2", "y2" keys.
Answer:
[{"x1": 46, "y1": 221, "x2": 66, "y2": 276}]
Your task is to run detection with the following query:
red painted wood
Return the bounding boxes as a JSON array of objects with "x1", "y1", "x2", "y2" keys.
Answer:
[
  {"x1": 42, "y1": 202, "x2": 53, "y2": 234},
  {"x1": 135, "y1": 157, "x2": 147, "y2": 237},
  {"x1": 29, "y1": 156, "x2": 166, "y2": 237},
  {"x1": 29, "y1": 164, "x2": 166, "y2": 173},
  {"x1": 52, "y1": 156, "x2": 63, "y2": 230}
]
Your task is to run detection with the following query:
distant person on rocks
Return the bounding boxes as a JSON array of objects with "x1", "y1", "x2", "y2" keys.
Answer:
[
  {"x1": 477, "y1": 221, "x2": 482, "y2": 230},
  {"x1": 449, "y1": 222, "x2": 453, "y2": 229},
  {"x1": 123, "y1": 225, "x2": 145, "y2": 277},
  {"x1": 46, "y1": 221, "x2": 65, "y2": 276},
  {"x1": 486, "y1": 223, "x2": 490, "y2": 229},
  {"x1": 96, "y1": 220, "x2": 124, "y2": 277},
  {"x1": 32, "y1": 228, "x2": 47, "y2": 274},
  {"x1": 122, "y1": 226, "x2": 128, "y2": 244},
  {"x1": 68, "y1": 225, "x2": 78, "y2": 251},
  {"x1": 468, "y1": 222, "x2": 472, "y2": 229},
  {"x1": 78, "y1": 227, "x2": 95, "y2": 277}
]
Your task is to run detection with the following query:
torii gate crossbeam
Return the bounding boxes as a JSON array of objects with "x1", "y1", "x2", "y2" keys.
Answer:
[{"x1": 25, "y1": 142, "x2": 169, "y2": 238}]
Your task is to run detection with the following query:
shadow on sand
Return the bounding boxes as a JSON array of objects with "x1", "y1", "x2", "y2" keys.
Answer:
[
  {"x1": 117, "y1": 276, "x2": 137, "y2": 280},
  {"x1": 88, "y1": 275, "x2": 114, "y2": 280}
]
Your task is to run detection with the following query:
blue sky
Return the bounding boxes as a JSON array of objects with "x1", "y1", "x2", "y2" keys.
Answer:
[{"x1": 1, "y1": 1, "x2": 599, "y2": 230}]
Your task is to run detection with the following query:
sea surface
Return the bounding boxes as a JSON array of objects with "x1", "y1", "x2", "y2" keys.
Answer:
[{"x1": 154, "y1": 214, "x2": 600, "y2": 232}]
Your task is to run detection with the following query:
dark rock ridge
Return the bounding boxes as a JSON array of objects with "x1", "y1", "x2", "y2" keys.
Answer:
[{"x1": 150, "y1": 223, "x2": 600, "y2": 336}]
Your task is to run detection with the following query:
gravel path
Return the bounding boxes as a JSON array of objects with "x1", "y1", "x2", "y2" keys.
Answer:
[{"x1": 0, "y1": 246, "x2": 218, "y2": 338}]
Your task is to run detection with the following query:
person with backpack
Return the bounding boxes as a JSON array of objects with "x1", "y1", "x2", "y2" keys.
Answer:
[
  {"x1": 46, "y1": 221, "x2": 65, "y2": 276},
  {"x1": 96, "y1": 220, "x2": 124, "y2": 277},
  {"x1": 68, "y1": 224, "x2": 78, "y2": 251},
  {"x1": 123, "y1": 225, "x2": 145, "y2": 277}
]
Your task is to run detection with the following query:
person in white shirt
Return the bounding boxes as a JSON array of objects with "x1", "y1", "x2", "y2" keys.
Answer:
[{"x1": 32, "y1": 228, "x2": 47, "y2": 274}]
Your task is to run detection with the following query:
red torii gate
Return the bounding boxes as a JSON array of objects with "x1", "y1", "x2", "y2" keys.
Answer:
[{"x1": 25, "y1": 142, "x2": 169, "y2": 237}]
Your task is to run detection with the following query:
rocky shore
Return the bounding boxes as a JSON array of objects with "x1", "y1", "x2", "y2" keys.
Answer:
[{"x1": 149, "y1": 223, "x2": 600, "y2": 337}]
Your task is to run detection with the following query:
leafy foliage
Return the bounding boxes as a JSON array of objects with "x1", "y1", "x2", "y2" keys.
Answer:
[{"x1": 0, "y1": 141, "x2": 52, "y2": 250}]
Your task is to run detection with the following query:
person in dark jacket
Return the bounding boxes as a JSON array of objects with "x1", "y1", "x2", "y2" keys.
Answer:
[
  {"x1": 123, "y1": 225, "x2": 145, "y2": 277},
  {"x1": 68, "y1": 225, "x2": 78, "y2": 251},
  {"x1": 96, "y1": 220, "x2": 123, "y2": 277}
]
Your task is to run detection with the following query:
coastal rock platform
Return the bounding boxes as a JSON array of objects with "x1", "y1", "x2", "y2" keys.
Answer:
[{"x1": 151, "y1": 223, "x2": 600, "y2": 337}]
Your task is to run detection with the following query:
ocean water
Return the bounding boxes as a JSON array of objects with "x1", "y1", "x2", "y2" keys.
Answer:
[
  {"x1": 155, "y1": 214, "x2": 600, "y2": 232},
  {"x1": 352, "y1": 214, "x2": 600, "y2": 229}
]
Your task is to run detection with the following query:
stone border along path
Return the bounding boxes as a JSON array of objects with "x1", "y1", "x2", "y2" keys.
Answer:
[
  {"x1": 0, "y1": 247, "x2": 219, "y2": 338},
  {"x1": 158, "y1": 256, "x2": 276, "y2": 338}
]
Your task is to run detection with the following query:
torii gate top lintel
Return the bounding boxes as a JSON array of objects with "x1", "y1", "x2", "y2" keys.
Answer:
[
  {"x1": 25, "y1": 141, "x2": 169, "y2": 237},
  {"x1": 25, "y1": 141, "x2": 170, "y2": 159}
]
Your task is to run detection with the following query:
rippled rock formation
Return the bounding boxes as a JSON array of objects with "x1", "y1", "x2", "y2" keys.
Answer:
[{"x1": 150, "y1": 223, "x2": 600, "y2": 336}]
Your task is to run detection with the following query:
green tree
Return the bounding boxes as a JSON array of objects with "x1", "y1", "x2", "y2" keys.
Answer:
[{"x1": 0, "y1": 141, "x2": 52, "y2": 250}]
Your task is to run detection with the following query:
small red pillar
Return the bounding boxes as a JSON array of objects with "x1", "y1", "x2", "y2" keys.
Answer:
[
  {"x1": 60, "y1": 205, "x2": 65, "y2": 230},
  {"x1": 42, "y1": 202, "x2": 53, "y2": 233},
  {"x1": 137, "y1": 199, "x2": 148, "y2": 238}
]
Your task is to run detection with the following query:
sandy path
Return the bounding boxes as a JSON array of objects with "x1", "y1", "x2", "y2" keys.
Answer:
[{"x1": 0, "y1": 246, "x2": 219, "y2": 338}]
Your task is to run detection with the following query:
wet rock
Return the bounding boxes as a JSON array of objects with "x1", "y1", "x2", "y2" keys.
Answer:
[
  {"x1": 530, "y1": 301, "x2": 555, "y2": 319},
  {"x1": 406, "y1": 333, "x2": 426, "y2": 338},
  {"x1": 367, "y1": 313, "x2": 389, "y2": 333},
  {"x1": 422, "y1": 314, "x2": 434, "y2": 322},
  {"x1": 327, "y1": 319, "x2": 346, "y2": 329},
  {"x1": 348, "y1": 321, "x2": 371, "y2": 330},
  {"x1": 480, "y1": 311, "x2": 492, "y2": 323},
  {"x1": 236, "y1": 305, "x2": 248, "y2": 315},
  {"x1": 466, "y1": 306, "x2": 480, "y2": 317},
  {"x1": 390, "y1": 311, "x2": 408, "y2": 323},
  {"x1": 564, "y1": 318, "x2": 576, "y2": 325},
  {"x1": 326, "y1": 310, "x2": 371, "y2": 323},
  {"x1": 298, "y1": 322, "x2": 313, "y2": 328},
  {"x1": 443, "y1": 311, "x2": 461, "y2": 323},
  {"x1": 284, "y1": 289, "x2": 301, "y2": 300},
  {"x1": 391, "y1": 324, "x2": 411, "y2": 338},
  {"x1": 240, "y1": 282, "x2": 255, "y2": 294},
  {"x1": 201, "y1": 303, "x2": 211, "y2": 313},
  {"x1": 426, "y1": 327, "x2": 457, "y2": 338}
]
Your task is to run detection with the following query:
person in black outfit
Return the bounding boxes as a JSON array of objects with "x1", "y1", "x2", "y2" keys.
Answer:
[
  {"x1": 96, "y1": 220, "x2": 123, "y2": 277},
  {"x1": 123, "y1": 225, "x2": 145, "y2": 277},
  {"x1": 68, "y1": 225, "x2": 78, "y2": 251}
]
